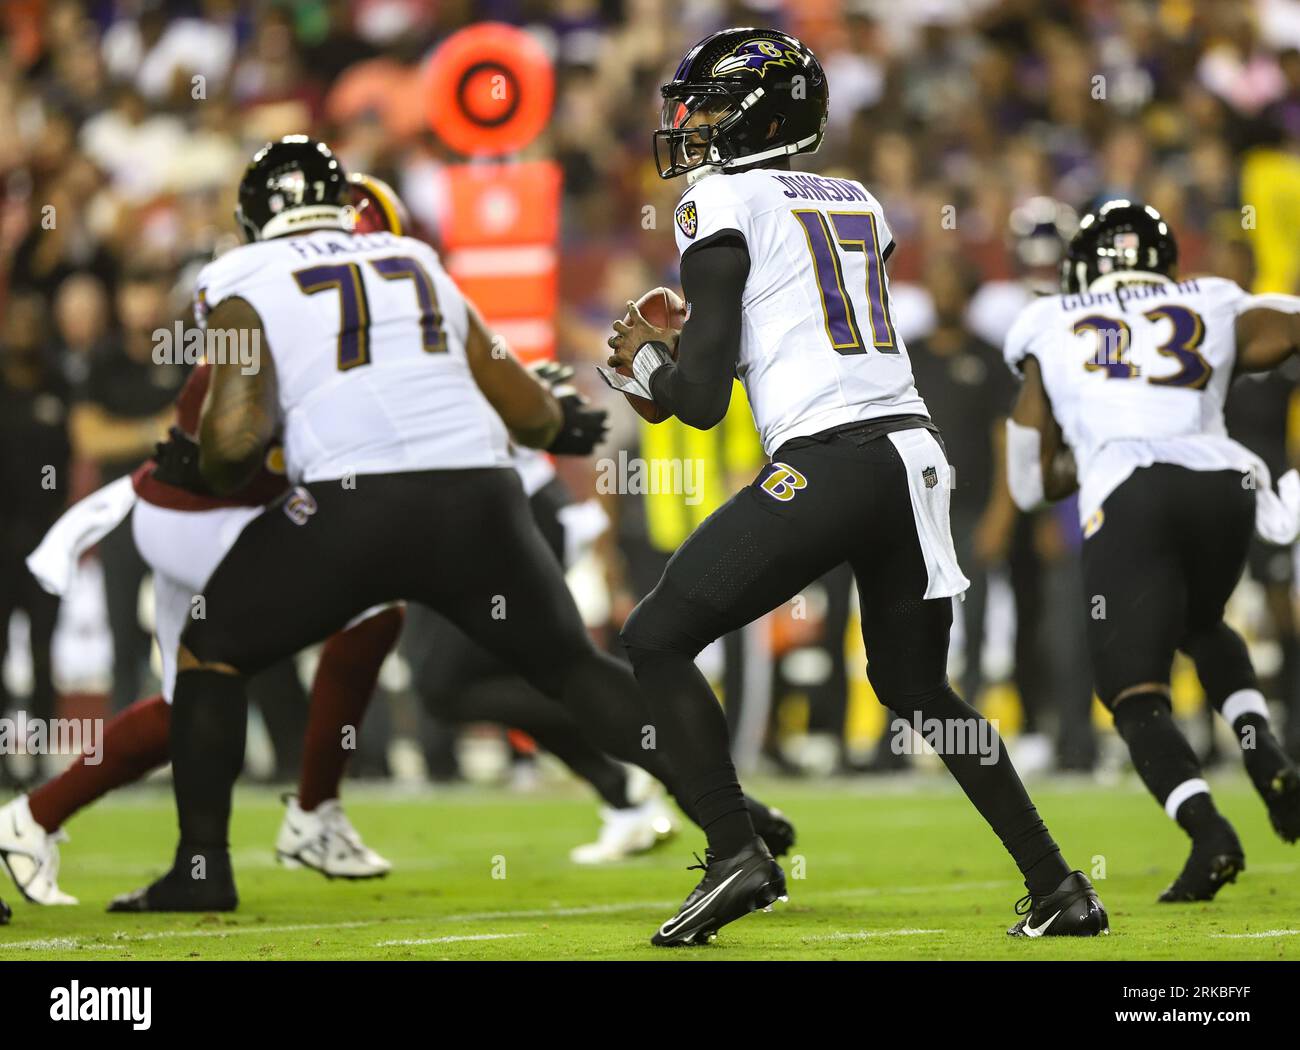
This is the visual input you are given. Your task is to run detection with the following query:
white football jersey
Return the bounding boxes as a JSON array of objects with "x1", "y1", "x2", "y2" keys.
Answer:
[
  {"x1": 1003, "y1": 275, "x2": 1259, "y2": 526},
  {"x1": 195, "y1": 229, "x2": 510, "y2": 483},
  {"x1": 672, "y1": 170, "x2": 928, "y2": 455}
]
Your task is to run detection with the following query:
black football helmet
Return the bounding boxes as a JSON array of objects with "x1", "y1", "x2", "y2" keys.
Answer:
[
  {"x1": 655, "y1": 28, "x2": 828, "y2": 180},
  {"x1": 1061, "y1": 199, "x2": 1177, "y2": 293},
  {"x1": 236, "y1": 135, "x2": 349, "y2": 242}
]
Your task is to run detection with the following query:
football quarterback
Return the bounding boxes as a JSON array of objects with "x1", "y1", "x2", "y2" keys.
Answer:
[{"x1": 608, "y1": 27, "x2": 1107, "y2": 945}]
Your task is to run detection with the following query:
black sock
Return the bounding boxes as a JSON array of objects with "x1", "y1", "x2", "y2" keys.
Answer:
[
  {"x1": 1112, "y1": 691, "x2": 1224, "y2": 839},
  {"x1": 1173, "y1": 793, "x2": 1228, "y2": 841},
  {"x1": 625, "y1": 646, "x2": 755, "y2": 855},
  {"x1": 171, "y1": 669, "x2": 247, "y2": 856},
  {"x1": 1214, "y1": 690, "x2": 1293, "y2": 796},
  {"x1": 692, "y1": 767, "x2": 753, "y2": 856},
  {"x1": 900, "y1": 686, "x2": 1068, "y2": 896},
  {"x1": 438, "y1": 677, "x2": 632, "y2": 809},
  {"x1": 1185, "y1": 624, "x2": 1292, "y2": 791}
]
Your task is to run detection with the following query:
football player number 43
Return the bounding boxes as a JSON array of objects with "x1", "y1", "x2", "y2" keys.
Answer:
[
  {"x1": 293, "y1": 256, "x2": 447, "y2": 371},
  {"x1": 794, "y1": 210, "x2": 898, "y2": 355}
]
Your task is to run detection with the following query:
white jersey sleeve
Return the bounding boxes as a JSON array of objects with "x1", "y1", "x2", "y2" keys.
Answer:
[
  {"x1": 1002, "y1": 295, "x2": 1058, "y2": 375},
  {"x1": 194, "y1": 246, "x2": 272, "y2": 328},
  {"x1": 672, "y1": 175, "x2": 753, "y2": 255}
]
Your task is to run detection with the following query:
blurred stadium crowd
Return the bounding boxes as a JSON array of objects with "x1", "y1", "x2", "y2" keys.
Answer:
[{"x1": 4, "y1": 0, "x2": 1300, "y2": 790}]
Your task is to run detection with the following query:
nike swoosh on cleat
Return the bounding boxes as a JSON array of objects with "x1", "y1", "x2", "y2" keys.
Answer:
[
  {"x1": 1022, "y1": 909, "x2": 1062, "y2": 937},
  {"x1": 658, "y1": 868, "x2": 747, "y2": 939}
]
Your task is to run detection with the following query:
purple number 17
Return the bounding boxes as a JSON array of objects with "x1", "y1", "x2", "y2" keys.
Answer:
[{"x1": 794, "y1": 210, "x2": 898, "y2": 355}]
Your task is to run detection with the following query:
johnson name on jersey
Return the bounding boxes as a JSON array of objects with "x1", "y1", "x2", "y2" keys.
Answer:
[
  {"x1": 1003, "y1": 275, "x2": 1259, "y2": 528},
  {"x1": 194, "y1": 229, "x2": 511, "y2": 483},
  {"x1": 673, "y1": 169, "x2": 928, "y2": 455}
]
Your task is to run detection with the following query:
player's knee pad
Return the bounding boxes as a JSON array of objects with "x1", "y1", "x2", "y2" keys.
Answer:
[
  {"x1": 620, "y1": 590, "x2": 709, "y2": 666},
  {"x1": 1110, "y1": 690, "x2": 1172, "y2": 740},
  {"x1": 871, "y1": 680, "x2": 954, "y2": 720},
  {"x1": 865, "y1": 657, "x2": 951, "y2": 715},
  {"x1": 178, "y1": 620, "x2": 246, "y2": 677},
  {"x1": 1181, "y1": 621, "x2": 1256, "y2": 708}
]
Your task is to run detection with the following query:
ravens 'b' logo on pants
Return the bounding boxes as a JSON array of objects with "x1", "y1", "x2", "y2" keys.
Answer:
[{"x1": 759, "y1": 463, "x2": 808, "y2": 502}]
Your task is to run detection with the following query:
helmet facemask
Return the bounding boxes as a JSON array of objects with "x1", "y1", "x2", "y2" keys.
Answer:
[{"x1": 654, "y1": 87, "x2": 747, "y2": 179}]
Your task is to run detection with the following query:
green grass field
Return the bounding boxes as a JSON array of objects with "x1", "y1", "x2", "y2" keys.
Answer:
[{"x1": 1, "y1": 773, "x2": 1298, "y2": 960}]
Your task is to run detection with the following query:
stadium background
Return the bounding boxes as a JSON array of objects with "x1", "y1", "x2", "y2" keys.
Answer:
[{"x1": 4, "y1": 0, "x2": 1300, "y2": 798}]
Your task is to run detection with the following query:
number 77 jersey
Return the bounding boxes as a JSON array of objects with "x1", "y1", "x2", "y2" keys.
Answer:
[
  {"x1": 194, "y1": 229, "x2": 511, "y2": 483},
  {"x1": 1002, "y1": 274, "x2": 1258, "y2": 527},
  {"x1": 673, "y1": 170, "x2": 928, "y2": 456}
]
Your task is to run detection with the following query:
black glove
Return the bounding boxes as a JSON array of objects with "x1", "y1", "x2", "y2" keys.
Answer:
[
  {"x1": 547, "y1": 391, "x2": 609, "y2": 456},
  {"x1": 530, "y1": 360, "x2": 576, "y2": 388},
  {"x1": 530, "y1": 360, "x2": 609, "y2": 455},
  {"x1": 150, "y1": 427, "x2": 210, "y2": 493}
]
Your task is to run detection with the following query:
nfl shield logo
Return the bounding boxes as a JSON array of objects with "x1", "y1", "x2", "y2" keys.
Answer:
[
  {"x1": 675, "y1": 200, "x2": 698, "y2": 239},
  {"x1": 922, "y1": 465, "x2": 938, "y2": 489}
]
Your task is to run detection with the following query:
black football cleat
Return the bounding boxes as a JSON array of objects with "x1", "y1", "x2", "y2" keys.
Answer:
[
  {"x1": 108, "y1": 848, "x2": 238, "y2": 913},
  {"x1": 1158, "y1": 844, "x2": 1245, "y2": 903},
  {"x1": 0, "y1": 895, "x2": 10, "y2": 925},
  {"x1": 1264, "y1": 766, "x2": 1300, "y2": 843},
  {"x1": 1007, "y1": 871, "x2": 1109, "y2": 937},
  {"x1": 753, "y1": 805, "x2": 796, "y2": 859},
  {"x1": 652, "y1": 839, "x2": 787, "y2": 947}
]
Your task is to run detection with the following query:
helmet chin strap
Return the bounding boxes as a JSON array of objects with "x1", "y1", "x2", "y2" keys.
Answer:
[
  {"x1": 720, "y1": 131, "x2": 820, "y2": 171},
  {"x1": 687, "y1": 164, "x2": 721, "y2": 187}
]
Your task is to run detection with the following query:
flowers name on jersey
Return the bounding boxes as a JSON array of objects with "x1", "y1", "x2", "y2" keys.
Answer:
[
  {"x1": 675, "y1": 200, "x2": 699, "y2": 239},
  {"x1": 711, "y1": 39, "x2": 802, "y2": 79}
]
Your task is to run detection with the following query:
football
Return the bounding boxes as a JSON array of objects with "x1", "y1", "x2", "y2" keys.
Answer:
[{"x1": 617, "y1": 286, "x2": 686, "y2": 424}]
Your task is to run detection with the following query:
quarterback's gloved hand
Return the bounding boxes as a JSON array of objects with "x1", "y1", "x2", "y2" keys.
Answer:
[{"x1": 547, "y1": 391, "x2": 609, "y2": 456}]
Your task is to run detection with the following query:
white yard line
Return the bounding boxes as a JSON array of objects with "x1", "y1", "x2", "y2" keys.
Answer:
[
  {"x1": 812, "y1": 879, "x2": 1009, "y2": 900},
  {"x1": 375, "y1": 933, "x2": 526, "y2": 947},
  {"x1": 445, "y1": 899, "x2": 675, "y2": 922},
  {"x1": 1210, "y1": 929, "x2": 1300, "y2": 939},
  {"x1": 804, "y1": 928, "x2": 947, "y2": 941}
]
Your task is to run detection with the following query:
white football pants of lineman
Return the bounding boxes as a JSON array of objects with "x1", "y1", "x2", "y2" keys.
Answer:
[{"x1": 131, "y1": 501, "x2": 264, "y2": 703}]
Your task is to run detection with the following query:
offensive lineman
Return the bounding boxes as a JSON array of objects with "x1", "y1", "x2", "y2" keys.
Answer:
[
  {"x1": 111, "y1": 136, "x2": 791, "y2": 912},
  {"x1": 1005, "y1": 200, "x2": 1300, "y2": 901},
  {"x1": 607, "y1": 28, "x2": 1106, "y2": 945},
  {"x1": 3, "y1": 346, "x2": 398, "y2": 908}
]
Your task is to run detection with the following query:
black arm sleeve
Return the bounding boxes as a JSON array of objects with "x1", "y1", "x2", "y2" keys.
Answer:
[{"x1": 647, "y1": 230, "x2": 750, "y2": 430}]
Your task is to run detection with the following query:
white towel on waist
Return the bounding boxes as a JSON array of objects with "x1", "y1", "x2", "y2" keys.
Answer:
[
  {"x1": 886, "y1": 428, "x2": 970, "y2": 600},
  {"x1": 26, "y1": 476, "x2": 139, "y2": 597}
]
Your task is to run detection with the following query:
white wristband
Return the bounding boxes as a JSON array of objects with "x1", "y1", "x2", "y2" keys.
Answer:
[
  {"x1": 1006, "y1": 418, "x2": 1046, "y2": 511},
  {"x1": 631, "y1": 341, "x2": 673, "y2": 392}
]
